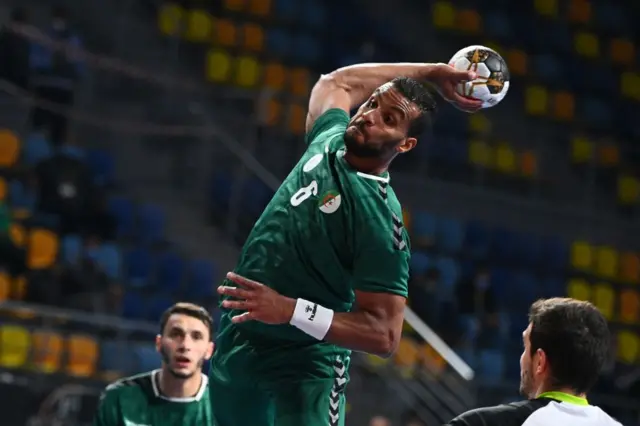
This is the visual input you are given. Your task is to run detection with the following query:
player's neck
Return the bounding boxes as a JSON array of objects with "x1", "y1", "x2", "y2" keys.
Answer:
[
  {"x1": 343, "y1": 152, "x2": 389, "y2": 175},
  {"x1": 158, "y1": 369, "x2": 202, "y2": 399},
  {"x1": 535, "y1": 383, "x2": 587, "y2": 400}
]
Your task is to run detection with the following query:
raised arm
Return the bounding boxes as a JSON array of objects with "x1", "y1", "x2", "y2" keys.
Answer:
[{"x1": 306, "y1": 62, "x2": 481, "y2": 133}]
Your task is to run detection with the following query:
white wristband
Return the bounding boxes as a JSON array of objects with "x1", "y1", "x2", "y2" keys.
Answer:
[{"x1": 289, "y1": 298, "x2": 334, "y2": 340}]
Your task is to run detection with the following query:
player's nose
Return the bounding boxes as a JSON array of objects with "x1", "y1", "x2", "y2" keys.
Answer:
[{"x1": 361, "y1": 109, "x2": 376, "y2": 126}]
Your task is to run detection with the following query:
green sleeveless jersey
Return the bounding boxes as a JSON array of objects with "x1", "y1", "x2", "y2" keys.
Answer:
[
  {"x1": 219, "y1": 108, "x2": 411, "y2": 342},
  {"x1": 93, "y1": 370, "x2": 213, "y2": 426}
]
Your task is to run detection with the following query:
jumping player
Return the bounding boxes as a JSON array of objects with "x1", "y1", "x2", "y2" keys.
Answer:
[
  {"x1": 94, "y1": 303, "x2": 215, "y2": 426},
  {"x1": 212, "y1": 62, "x2": 481, "y2": 426}
]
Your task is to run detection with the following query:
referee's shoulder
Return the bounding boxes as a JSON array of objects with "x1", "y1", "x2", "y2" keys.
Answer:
[{"x1": 445, "y1": 399, "x2": 551, "y2": 426}]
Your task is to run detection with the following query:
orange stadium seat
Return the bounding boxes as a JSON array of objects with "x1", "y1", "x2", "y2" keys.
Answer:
[
  {"x1": 289, "y1": 68, "x2": 310, "y2": 98},
  {"x1": 0, "y1": 272, "x2": 9, "y2": 302},
  {"x1": 157, "y1": 3, "x2": 185, "y2": 36},
  {"x1": 248, "y1": 0, "x2": 271, "y2": 16},
  {"x1": 520, "y1": 151, "x2": 538, "y2": 177},
  {"x1": 525, "y1": 86, "x2": 548, "y2": 116},
  {"x1": 223, "y1": 0, "x2": 246, "y2": 11},
  {"x1": 570, "y1": 240, "x2": 593, "y2": 271},
  {"x1": 184, "y1": 9, "x2": 212, "y2": 42},
  {"x1": 212, "y1": 18, "x2": 237, "y2": 47},
  {"x1": 234, "y1": 55, "x2": 259, "y2": 88},
  {"x1": 0, "y1": 129, "x2": 20, "y2": 168},
  {"x1": 32, "y1": 330, "x2": 63, "y2": 373},
  {"x1": 287, "y1": 103, "x2": 306, "y2": 135},
  {"x1": 0, "y1": 177, "x2": 6, "y2": 201},
  {"x1": 620, "y1": 252, "x2": 640, "y2": 283},
  {"x1": 206, "y1": 49, "x2": 232, "y2": 83},
  {"x1": 598, "y1": 143, "x2": 619, "y2": 167},
  {"x1": 455, "y1": 9, "x2": 481, "y2": 34},
  {"x1": 263, "y1": 62, "x2": 286, "y2": 91},
  {"x1": 610, "y1": 39, "x2": 634, "y2": 66},
  {"x1": 616, "y1": 330, "x2": 639, "y2": 364},
  {"x1": 595, "y1": 246, "x2": 618, "y2": 279},
  {"x1": 619, "y1": 289, "x2": 640, "y2": 325},
  {"x1": 394, "y1": 337, "x2": 420, "y2": 377},
  {"x1": 420, "y1": 343, "x2": 446, "y2": 376},
  {"x1": 9, "y1": 223, "x2": 26, "y2": 247},
  {"x1": 506, "y1": 49, "x2": 527, "y2": 76},
  {"x1": 66, "y1": 335, "x2": 98, "y2": 377},
  {"x1": 27, "y1": 228, "x2": 59, "y2": 269},
  {"x1": 432, "y1": 1, "x2": 456, "y2": 29},
  {"x1": 591, "y1": 283, "x2": 614, "y2": 321},
  {"x1": 551, "y1": 91, "x2": 575, "y2": 121},
  {"x1": 568, "y1": 0, "x2": 591, "y2": 24},
  {"x1": 264, "y1": 99, "x2": 282, "y2": 127},
  {"x1": 495, "y1": 143, "x2": 516, "y2": 175},
  {"x1": 241, "y1": 23, "x2": 264, "y2": 52},
  {"x1": 534, "y1": 0, "x2": 558, "y2": 18},
  {"x1": 567, "y1": 278, "x2": 590, "y2": 301},
  {"x1": 0, "y1": 325, "x2": 30, "y2": 368},
  {"x1": 617, "y1": 175, "x2": 639, "y2": 205},
  {"x1": 574, "y1": 32, "x2": 599, "y2": 58},
  {"x1": 12, "y1": 275, "x2": 27, "y2": 301}
]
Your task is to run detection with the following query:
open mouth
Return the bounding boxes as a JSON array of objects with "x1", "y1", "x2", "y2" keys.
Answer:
[{"x1": 174, "y1": 356, "x2": 190, "y2": 367}]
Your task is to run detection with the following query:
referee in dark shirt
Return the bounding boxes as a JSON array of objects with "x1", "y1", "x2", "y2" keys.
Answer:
[{"x1": 445, "y1": 298, "x2": 621, "y2": 426}]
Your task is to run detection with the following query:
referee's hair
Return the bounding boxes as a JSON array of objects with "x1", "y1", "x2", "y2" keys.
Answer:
[
  {"x1": 159, "y1": 302, "x2": 214, "y2": 341},
  {"x1": 528, "y1": 298, "x2": 610, "y2": 394}
]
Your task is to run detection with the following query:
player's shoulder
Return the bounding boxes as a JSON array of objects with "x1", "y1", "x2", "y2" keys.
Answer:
[
  {"x1": 102, "y1": 370, "x2": 156, "y2": 398},
  {"x1": 305, "y1": 108, "x2": 349, "y2": 148},
  {"x1": 350, "y1": 174, "x2": 402, "y2": 220},
  {"x1": 446, "y1": 399, "x2": 553, "y2": 426}
]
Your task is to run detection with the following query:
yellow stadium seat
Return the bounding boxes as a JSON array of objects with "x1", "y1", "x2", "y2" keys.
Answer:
[
  {"x1": 32, "y1": 330, "x2": 63, "y2": 373},
  {"x1": 616, "y1": 330, "x2": 639, "y2": 364},
  {"x1": 234, "y1": 56, "x2": 259, "y2": 88},
  {"x1": 521, "y1": 151, "x2": 538, "y2": 177},
  {"x1": 620, "y1": 72, "x2": 640, "y2": 100},
  {"x1": 0, "y1": 129, "x2": 20, "y2": 168},
  {"x1": 570, "y1": 136, "x2": 593, "y2": 164},
  {"x1": 432, "y1": 1, "x2": 456, "y2": 29},
  {"x1": 574, "y1": 32, "x2": 599, "y2": 57},
  {"x1": 66, "y1": 335, "x2": 98, "y2": 377},
  {"x1": 184, "y1": 9, "x2": 212, "y2": 42},
  {"x1": 469, "y1": 113, "x2": 491, "y2": 134},
  {"x1": 610, "y1": 39, "x2": 634, "y2": 66},
  {"x1": 495, "y1": 143, "x2": 516, "y2": 174},
  {"x1": 248, "y1": 0, "x2": 271, "y2": 16},
  {"x1": 525, "y1": 86, "x2": 548, "y2": 116},
  {"x1": 0, "y1": 272, "x2": 9, "y2": 302},
  {"x1": 0, "y1": 177, "x2": 6, "y2": 201},
  {"x1": 591, "y1": 283, "x2": 614, "y2": 321},
  {"x1": 263, "y1": 62, "x2": 286, "y2": 91},
  {"x1": 0, "y1": 325, "x2": 30, "y2": 368},
  {"x1": 506, "y1": 49, "x2": 527, "y2": 76},
  {"x1": 570, "y1": 240, "x2": 593, "y2": 271},
  {"x1": 241, "y1": 23, "x2": 264, "y2": 52},
  {"x1": 598, "y1": 143, "x2": 619, "y2": 167},
  {"x1": 364, "y1": 353, "x2": 389, "y2": 369},
  {"x1": 568, "y1": 0, "x2": 591, "y2": 24},
  {"x1": 27, "y1": 228, "x2": 59, "y2": 269},
  {"x1": 212, "y1": 18, "x2": 237, "y2": 47},
  {"x1": 9, "y1": 223, "x2": 26, "y2": 247},
  {"x1": 619, "y1": 290, "x2": 640, "y2": 325},
  {"x1": 288, "y1": 103, "x2": 306, "y2": 135},
  {"x1": 620, "y1": 252, "x2": 640, "y2": 283},
  {"x1": 455, "y1": 9, "x2": 481, "y2": 34},
  {"x1": 206, "y1": 49, "x2": 231, "y2": 83},
  {"x1": 223, "y1": 0, "x2": 246, "y2": 11},
  {"x1": 420, "y1": 343, "x2": 446, "y2": 375},
  {"x1": 289, "y1": 68, "x2": 310, "y2": 98},
  {"x1": 394, "y1": 337, "x2": 420, "y2": 377},
  {"x1": 595, "y1": 246, "x2": 618, "y2": 279},
  {"x1": 551, "y1": 91, "x2": 574, "y2": 121},
  {"x1": 567, "y1": 278, "x2": 590, "y2": 301},
  {"x1": 468, "y1": 139, "x2": 492, "y2": 168},
  {"x1": 157, "y1": 3, "x2": 184, "y2": 36},
  {"x1": 534, "y1": 0, "x2": 558, "y2": 17},
  {"x1": 617, "y1": 175, "x2": 639, "y2": 205},
  {"x1": 265, "y1": 99, "x2": 282, "y2": 127}
]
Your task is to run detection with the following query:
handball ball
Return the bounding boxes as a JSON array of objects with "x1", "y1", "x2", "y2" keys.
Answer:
[{"x1": 448, "y1": 45, "x2": 510, "y2": 109}]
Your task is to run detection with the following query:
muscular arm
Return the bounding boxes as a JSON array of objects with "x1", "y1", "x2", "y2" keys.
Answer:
[
  {"x1": 325, "y1": 290, "x2": 406, "y2": 357},
  {"x1": 306, "y1": 62, "x2": 441, "y2": 133}
]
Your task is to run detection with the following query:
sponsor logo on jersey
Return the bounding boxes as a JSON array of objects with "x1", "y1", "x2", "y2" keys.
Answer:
[{"x1": 318, "y1": 190, "x2": 341, "y2": 214}]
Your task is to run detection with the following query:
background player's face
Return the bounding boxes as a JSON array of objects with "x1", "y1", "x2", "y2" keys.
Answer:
[
  {"x1": 156, "y1": 313, "x2": 214, "y2": 379},
  {"x1": 344, "y1": 83, "x2": 420, "y2": 159}
]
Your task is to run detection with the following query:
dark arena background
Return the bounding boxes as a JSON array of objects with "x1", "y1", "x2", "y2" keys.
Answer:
[{"x1": 0, "y1": 0, "x2": 638, "y2": 425}]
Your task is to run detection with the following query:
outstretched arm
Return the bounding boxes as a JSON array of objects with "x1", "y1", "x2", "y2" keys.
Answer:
[{"x1": 306, "y1": 62, "x2": 481, "y2": 132}]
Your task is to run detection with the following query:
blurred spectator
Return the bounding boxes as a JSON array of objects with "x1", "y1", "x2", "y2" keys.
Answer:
[
  {"x1": 408, "y1": 266, "x2": 441, "y2": 327},
  {"x1": 0, "y1": 7, "x2": 30, "y2": 90},
  {"x1": 369, "y1": 415, "x2": 392, "y2": 426},
  {"x1": 0, "y1": 200, "x2": 25, "y2": 276},
  {"x1": 84, "y1": 193, "x2": 117, "y2": 241},
  {"x1": 455, "y1": 265, "x2": 502, "y2": 349},
  {"x1": 30, "y1": 6, "x2": 84, "y2": 146}
]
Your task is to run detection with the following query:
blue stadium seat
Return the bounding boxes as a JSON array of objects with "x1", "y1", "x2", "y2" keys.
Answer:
[
  {"x1": 266, "y1": 28, "x2": 291, "y2": 58},
  {"x1": 511, "y1": 271, "x2": 538, "y2": 311},
  {"x1": 109, "y1": 196, "x2": 134, "y2": 238},
  {"x1": 96, "y1": 243, "x2": 121, "y2": 280},
  {"x1": 594, "y1": 3, "x2": 628, "y2": 34},
  {"x1": 243, "y1": 178, "x2": 274, "y2": 217},
  {"x1": 23, "y1": 133, "x2": 52, "y2": 166},
  {"x1": 581, "y1": 97, "x2": 612, "y2": 130},
  {"x1": 433, "y1": 256, "x2": 459, "y2": 301},
  {"x1": 61, "y1": 234, "x2": 83, "y2": 266},
  {"x1": 541, "y1": 276, "x2": 564, "y2": 298},
  {"x1": 484, "y1": 11, "x2": 511, "y2": 40},
  {"x1": 9, "y1": 180, "x2": 36, "y2": 211},
  {"x1": 125, "y1": 247, "x2": 153, "y2": 287},
  {"x1": 465, "y1": 220, "x2": 490, "y2": 258},
  {"x1": 100, "y1": 340, "x2": 135, "y2": 375},
  {"x1": 86, "y1": 149, "x2": 115, "y2": 186},
  {"x1": 411, "y1": 211, "x2": 437, "y2": 242},
  {"x1": 137, "y1": 203, "x2": 165, "y2": 244},
  {"x1": 157, "y1": 251, "x2": 185, "y2": 292},
  {"x1": 134, "y1": 344, "x2": 160, "y2": 372},
  {"x1": 516, "y1": 232, "x2": 540, "y2": 267},
  {"x1": 437, "y1": 217, "x2": 464, "y2": 253},
  {"x1": 301, "y1": 0, "x2": 326, "y2": 29},
  {"x1": 539, "y1": 235, "x2": 568, "y2": 272},
  {"x1": 274, "y1": 0, "x2": 297, "y2": 20},
  {"x1": 122, "y1": 291, "x2": 145, "y2": 319},
  {"x1": 490, "y1": 267, "x2": 514, "y2": 308},
  {"x1": 532, "y1": 54, "x2": 562, "y2": 85},
  {"x1": 211, "y1": 172, "x2": 233, "y2": 211},
  {"x1": 58, "y1": 145, "x2": 85, "y2": 160},
  {"x1": 478, "y1": 349, "x2": 505, "y2": 385},
  {"x1": 294, "y1": 34, "x2": 321, "y2": 65},
  {"x1": 410, "y1": 251, "x2": 431, "y2": 275},
  {"x1": 492, "y1": 227, "x2": 516, "y2": 263},
  {"x1": 146, "y1": 294, "x2": 173, "y2": 322},
  {"x1": 187, "y1": 259, "x2": 216, "y2": 298}
]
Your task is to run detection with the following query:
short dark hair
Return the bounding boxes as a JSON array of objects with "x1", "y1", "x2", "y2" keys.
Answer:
[
  {"x1": 159, "y1": 302, "x2": 214, "y2": 341},
  {"x1": 528, "y1": 298, "x2": 610, "y2": 394},
  {"x1": 390, "y1": 77, "x2": 437, "y2": 139}
]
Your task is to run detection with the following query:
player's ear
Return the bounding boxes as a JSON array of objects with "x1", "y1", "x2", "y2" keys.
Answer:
[
  {"x1": 398, "y1": 137, "x2": 417, "y2": 154},
  {"x1": 205, "y1": 342, "x2": 214, "y2": 360}
]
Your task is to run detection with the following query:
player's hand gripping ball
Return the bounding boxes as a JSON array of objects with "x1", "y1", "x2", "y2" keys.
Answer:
[{"x1": 448, "y1": 45, "x2": 510, "y2": 109}]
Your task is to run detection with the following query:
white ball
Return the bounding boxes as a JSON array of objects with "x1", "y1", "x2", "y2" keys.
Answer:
[{"x1": 448, "y1": 45, "x2": 510, "y2": 109}]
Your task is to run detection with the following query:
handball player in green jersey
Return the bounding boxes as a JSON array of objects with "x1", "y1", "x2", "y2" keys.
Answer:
[
  {"x1": 94, "y1": 303, "x2": 215, "y2": 426},
  {"x1": 212, "y1": 61, "x2": 482, "y2": 426}
]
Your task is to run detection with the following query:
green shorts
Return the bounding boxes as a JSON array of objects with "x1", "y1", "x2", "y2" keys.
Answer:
[{"x1": 210, "y1": 313, "x2": 350, "y2": 426}]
